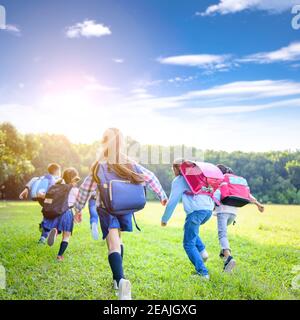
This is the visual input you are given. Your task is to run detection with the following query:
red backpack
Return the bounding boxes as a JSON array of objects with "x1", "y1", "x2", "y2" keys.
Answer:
[
  {"x1": 219, "y1": 173, "x2": 251, "y2": 207},
  {"x1": 180, "y1": 161, "x2": 224, "y2": 204}
]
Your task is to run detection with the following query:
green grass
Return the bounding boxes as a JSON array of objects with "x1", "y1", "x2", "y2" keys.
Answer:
[{"x1": 0, "y1": 201, "x2": 299, "y2": 300}]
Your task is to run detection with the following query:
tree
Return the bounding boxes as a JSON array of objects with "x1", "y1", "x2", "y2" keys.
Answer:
[{"x1": 286, "y1": 160, "x2": 300, "y2": 191}]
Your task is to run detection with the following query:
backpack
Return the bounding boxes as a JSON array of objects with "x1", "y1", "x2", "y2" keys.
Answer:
[
  {"x1": 93, "y1": 163, "x2": 146, "y2": 216},
  {"x1": 219, "y1": 174, "x2": 251, "y2": 207},
  {"x1": 180, "y1": 161, "x2": 224, "y2": 204},
  {"x1": 42, "y1": 184, "x2": 73, "y2": 219},
  {"x1": 30, "y1": 174, "x2": 56, "y2": 200}
]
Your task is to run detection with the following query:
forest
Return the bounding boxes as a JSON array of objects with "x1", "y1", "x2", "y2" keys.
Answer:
[{"x1": 1, "y1": 122, "x2": 300, "y2": 204}]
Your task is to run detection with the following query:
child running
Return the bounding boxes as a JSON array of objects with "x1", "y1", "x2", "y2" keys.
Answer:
[
  {"x1": 19, "y1": 163, "x2": 61, "y2": 244},
  {"x1": 73, "y1": 128, "x2": 167, "y2": 300},
  {"x1": 41, "y1": 167, "x2": 80, "y2": 261},
  {"x1": 89, "y1": 191, "x2": 99, "y2": 240},
  {"x1": 214, "y1": 164, "x2": 265, "y2": 272},
  {"x1": 161, "y1": 159, "x2": 215, "y2": 280}
]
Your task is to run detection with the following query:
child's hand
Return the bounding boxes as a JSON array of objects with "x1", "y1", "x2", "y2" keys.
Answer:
[
  {"x1": 257, "y1": 204, "x2": 265, "y2": 213},
  {"x1": 161, "y1": 221, "x2": 167, "y2": 227},
  {"x1": 161, "y1": 199, "x2": 168, "y2": 206},
  {"x1": 19, "y1": 188, "x2": 28, "y2": 200},
  {"x1": 74, "y1": 212, "x2": 82, "y2": 223}
]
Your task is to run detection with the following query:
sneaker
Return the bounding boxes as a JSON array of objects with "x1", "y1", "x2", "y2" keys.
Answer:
[
  {"x1": 200, "y1": 249, "x2": 209, "y2": 262},
  {"x1": 118, "y1": 279, "x2": 132, "y2": 300},
  {"x1": 193, "y1": 273, "x2": 210, "y2": 281},
  {"x1": 38, "y1": 236, "x2": 46, "y2": 245},
  {"x1": 224, "y1": 256, "x2": 236, "y2": 273},
  {"x1": 57, "y1": 255, "x2": 64, "y2": 262},
  {"x1": 91, "y1": 222, "x2": 99, "y2": 241},
  {"x1": 47, "y1": 228, "x2": 58, "y2": 247},
  {"x1": 201, "y1": 274, "x2": 210, "y2": 281}
]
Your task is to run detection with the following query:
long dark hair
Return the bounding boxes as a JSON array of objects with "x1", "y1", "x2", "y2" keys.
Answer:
[
  {"x1": 92, "y1": 128, "x2": 144, "y2": 184},
  {"x1": 217, "y1": 164, "x2": 234, "y2": 174}
]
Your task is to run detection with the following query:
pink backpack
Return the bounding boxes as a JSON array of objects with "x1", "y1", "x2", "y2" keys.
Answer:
[
  {"x1": 180, "y1": 161, "x2": 224, "y2": 204},
  {"x1": 219, "y1": 173, "x2": 251, "y2": 207}
]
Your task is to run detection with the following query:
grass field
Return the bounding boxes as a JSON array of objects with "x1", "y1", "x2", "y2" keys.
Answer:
[{"x1": 0, "y1": 201, "x2": 299, "y2": 300}]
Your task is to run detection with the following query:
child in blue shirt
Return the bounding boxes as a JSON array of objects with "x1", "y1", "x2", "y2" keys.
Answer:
[
  {"x1": 161, "y1": 159, "x2": 214, "y2": 279},
  {"x1": 19, "y1": 163, "x2": 61, "y2": 244}
]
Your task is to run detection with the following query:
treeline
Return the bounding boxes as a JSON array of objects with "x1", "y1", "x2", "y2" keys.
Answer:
[{"x1": 1, "y1": 122, "x2": 300, "y2": 204}]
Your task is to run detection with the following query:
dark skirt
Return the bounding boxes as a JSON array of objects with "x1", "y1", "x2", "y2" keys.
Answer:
[
  {"x1": 97, "y1": 207, "x2": 133, "y2": 239},
  {"x1": 42, "y1": 209, "x2": 74, "y2": 234}
]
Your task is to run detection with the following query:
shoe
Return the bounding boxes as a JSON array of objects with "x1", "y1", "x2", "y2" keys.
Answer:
[
  {"x1": 192, "y1": 273, "x2": 210, "y2": 281},
  {"x1": 38, "y1": 236, "x2": 46, "y2": 245},
  {"x1": 91, "y1": 222, "x2": 99, "y2": 241},
  {"x1": 57, "y1": 255, "x2": 64, "y2": 262},
  {"x1": 224, "y1": 256, "x2": 236, "y2": 273},
  {"x1": 47, "y1": 228, "x2": 58, "y2": 247},
  {"x1": 200, "y1": 249, "x2": 209, "y2": 262},
  {"x1": 118, "y1": 279, "x2": 132, "y2": 300},
  {"x1": 201, "y1": 274, "x2": 210, "y2": 281}
]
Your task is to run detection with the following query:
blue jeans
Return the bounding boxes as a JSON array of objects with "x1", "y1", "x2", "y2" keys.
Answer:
[
  {"x1": 88, "y1": 198, "x2": 99, "y2": 225},
  {"x1": 183, "y1": 210, "x2": 212, "y2": 276}
]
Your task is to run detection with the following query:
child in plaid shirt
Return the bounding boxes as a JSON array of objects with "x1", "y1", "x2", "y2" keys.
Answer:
[{"x1": 73, "y1": 128, "x2": 167, "y2": 300}]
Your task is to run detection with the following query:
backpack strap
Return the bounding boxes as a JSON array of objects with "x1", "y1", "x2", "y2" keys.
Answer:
[
  {"x1": 92, "y1": 162, "x2": 111, "y2": 211},
  {"x1": 132, "y1": 213, "x2": 141, "y2": 232}
]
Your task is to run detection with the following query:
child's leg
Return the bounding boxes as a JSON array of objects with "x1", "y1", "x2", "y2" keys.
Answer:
[
  {"x1": 41, "y1": 227, "x2": 49, "y2": 239},
  {"x1": 57, "y1": 231, "x2": 71, "y2": 258},
  {"x1": 119, "y1": 230, "x2": 124, "y2": 259},
  {"x1": 217, "y1": 213, "x2": 236, "y2": 258},
  {"x1": 217, "y1": 213, "x2": 231, "y2": 258},
  {"x1": 89, "y1": 199, "x2": 99, "y2": 240},
  {"x1": 106, "y1": 228, "x2": 124, "y2": 285},
  {"x1": 88, "y1": 199, "x2": 99, "y2": 225},
  {"x1": 183, "y1": 212, "x2": 209, "y2": 276},
  {"x1": 195, "y1": 213, "x2": 211, "y2": 254},
  {"x1": 195, "y1": 236, "x2": 205, "y2": 253}
]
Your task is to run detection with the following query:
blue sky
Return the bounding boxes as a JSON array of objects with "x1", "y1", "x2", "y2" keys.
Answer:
[{"x1": 0, "y1": 0, "x2": 300, "y2": 151}]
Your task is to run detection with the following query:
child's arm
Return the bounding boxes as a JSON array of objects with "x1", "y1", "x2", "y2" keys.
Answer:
[
  {"x1": 19, "y1": 177, "x2": 39, "y2": 199},
  {"x1": 19, "y1": 187, "x2": 29, "y2": 200},
  {"x1": 161, "y1": 178, "x2": 183, "y2": 226},
  {"x1": 250, "y1": 194, "x2": 264, "y2": 213},
  {"x1": 74, "y1": 175, "x2": 98, "y2": 222},
  {"x1": 136, "y1": 164, "x2": 168, "y2": 204}
]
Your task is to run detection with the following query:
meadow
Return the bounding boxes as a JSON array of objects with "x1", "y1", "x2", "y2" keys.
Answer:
[{"x1": 0, "y1": 201, "x2": 299, "y2": 300}]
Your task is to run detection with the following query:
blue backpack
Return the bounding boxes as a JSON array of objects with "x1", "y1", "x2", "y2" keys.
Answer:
[
  {"x1": 93, "y1": 163, "x2": 146, "y2": 216},
  {"x1": 30, "y1": 174, "x2": 56, "y2": 200}
]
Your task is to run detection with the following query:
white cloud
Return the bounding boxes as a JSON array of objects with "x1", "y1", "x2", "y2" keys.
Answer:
[
  {"x1": 159, "y1": 42, "x2": 300, "y2": 70},
  {"x1": 3, "y1": 24, "x2": 21, "y2": 36},
  {"x1": 182, "y1": 80, "x2": 300, "y2": 100},
  {"x1": 158, "y1": 54, "x2": 231, "y2": 72},
  {"x1": 198, "y1": 0, "x2": 299, "y2": 16},
  {"x1": 1, "y1": 79, "x2": 300, "y2": 151},
  {"x1": 240, "y1": 42, "x2": 300, "y2": 64},
  {"x1": 83, "y1": 75, "x2": 118, "y2": 92},
  {"x1": 113, "y1": 58, "x2": 124, "y2": 63},
  {"x1": 65, "y1": 20, "x2": 111, "y2": 38},
  {"x1": 130, "y1": 88, "x2": 154, "y2": 99}
]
